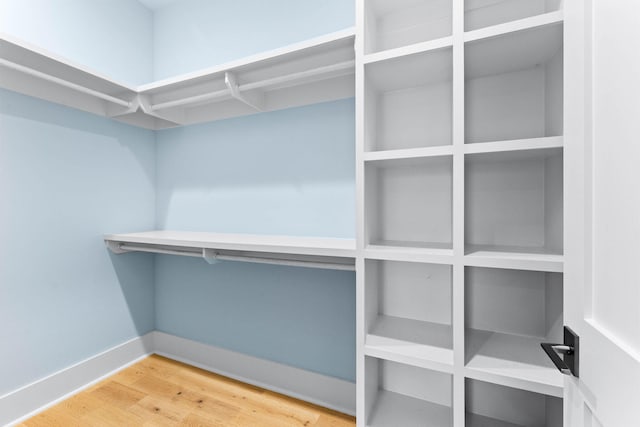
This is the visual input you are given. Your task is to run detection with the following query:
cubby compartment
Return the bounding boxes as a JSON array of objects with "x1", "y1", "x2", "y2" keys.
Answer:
[
  {"x1": 465, "y1": 148, "x2": 563, "y2": 256},
  {"x1": 465, "y1": 24, "x2": 563, "y2": 144},
  {"x1": 365, "y1": 155, "x2": 453, "y2": 250},
  {"x1": 364, "y1": 0, "x2": 452, "y2": 54},
  {"x1": 365, "y1": 357, "x2": 453, "y2": 427},
  {"x1": 365, "y1": 48, "x2": 452, "y2": 152},
  {"x1": 466, "y1": 379, "x2": 562, "y2": 427},
  {"x1": 465, "y1": 0, "x2": 563, "y2": 32},
  {"x1": 465, "y1": 267, "x2": 563, "y2": 389},
  {"x1": 365, "y1": 260, "x2": 453, "y2": 366}
]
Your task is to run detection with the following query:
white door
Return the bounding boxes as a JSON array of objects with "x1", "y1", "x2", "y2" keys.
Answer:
[{"x1": 563, "y1": 1, "x2": 640, "y2": 426}]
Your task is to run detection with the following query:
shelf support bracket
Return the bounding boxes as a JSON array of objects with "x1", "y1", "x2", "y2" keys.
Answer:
[
  {"x1": 202, "y1": 248, "x2": 221, "y2": 264},
  {"x1": 105, "y1": 240, "x2": 128, "y2": 254},
  {"x1": 225, "y1": 72, "x2": 264, "y2": 112}
]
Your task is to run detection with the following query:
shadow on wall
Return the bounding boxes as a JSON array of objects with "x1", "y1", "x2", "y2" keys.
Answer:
[
  {"x1": 155, "y1": 98, "x2": 356, "y2": 236},
  {"x1": 0, "y1": 88, "x2": 156, "y2": 394},
  {"x1": 154, "y1": 254, "x2": 357, "y2": 382},
  {"x1": 0, "y1": 88, "x2": 156, "y2": 185},
  {"x1": 107, "y1": 251, "x2": 156, "y2": 338}
]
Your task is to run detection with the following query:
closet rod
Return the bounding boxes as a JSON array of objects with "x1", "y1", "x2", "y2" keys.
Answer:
[
  {"x1": 117, "y1": 243, "x2": 356, "y2": 271},
  {"x1": 207, "y1": 252, "x2": 356, "y2": 271},
  {"x1": 240, "y1": 60, "x2": 355, "y2": 91},
  {"x1": 118, "y1": 244, "x2": 202, "y2": 257},
  {"x1": 0, "y1": 58, "x2": 131, "y2": 107},
  {"x1": 150, "y1": 60, "x2": 355, "y2": 112}
]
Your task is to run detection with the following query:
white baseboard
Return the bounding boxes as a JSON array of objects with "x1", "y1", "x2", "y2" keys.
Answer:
[
  {"x1": 153, "y1": 331, "x2": 356, "y2": 416},
  {"x1": 1, "y1": 333, "x2": 154, "y2": 426},
  {"x1": 1, "y1": 331, "x2": 355, "y2": 426}
]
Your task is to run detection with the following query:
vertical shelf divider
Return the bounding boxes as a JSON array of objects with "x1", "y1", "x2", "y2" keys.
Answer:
[
  {"x1": 355, "y1": 1, "x2": 367, "y2": 426},
  {"x1": 451, "y1": 0, "x2": 466, "y2": 426}
]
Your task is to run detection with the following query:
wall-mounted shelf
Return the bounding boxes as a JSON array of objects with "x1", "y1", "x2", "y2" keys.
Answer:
[
  {"x1": 0, "y1": 28, "x2": 355, "y2": 130},
  {"x1": 104, "y1": 231, "x2": 356, "y2": 271}
]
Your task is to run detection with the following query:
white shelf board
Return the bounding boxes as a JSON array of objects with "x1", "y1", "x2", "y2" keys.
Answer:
[
  {"x1": 465, "y1": 20, "x2": 563, "y2": 80},
  {"x1": 464, "y1": 10, "x2": 564, "y2": 43},
  {"x1": 466, "y1": 412, "x2": 522, "y2": 427},
  {"x1": 365, "y1": 315, "x2": 453, "y2": 373},
  {"x1": 104, "y1": 230, "x2": 356, "y2": 260},
  {"x1": 362, "y1": 36, "x2": 453, "y2": 65},
  {"x1": 0, "y1": 32, "x2": 138, "y2": 118},
  {"x1": 465, "y1": 329, "x2": 564, "y2": 397},
  {"x1": 365, "y1": 242, "x2": 454, "y2": 265},
  {"x1": 464, "y1": 136, "x2": 563, "y2": 155},
  {"x1": 366, "y1": 46, "x2": 452, "y2": 93},
  {"x1": 0, "y1": 28, "x2": 356, "y2": 129},
  {"x1": 364, "y1": 145, "x2": 454, "y2": 163},
  {"x1": 464, "y1": 245, "x2": 563, "y2": 272},
  {"x1": 368, "y1": 390, "x2": 452, "y2": 427},
  {"x1": 137, "y1": 28, "x2": 355, "y2": 127}
]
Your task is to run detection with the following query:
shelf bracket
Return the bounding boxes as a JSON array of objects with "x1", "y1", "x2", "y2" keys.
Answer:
[
  {"x1": 202, "y1": 248, "x2": 221, "y2": 264},
  {"x1": 106, "y1": 94, "x2": 140, "y2": 117},
  {"x1": 225, "y1": 72, "x2": 264, "y2": 111},
  {"x1": 105, "y1": 240, "x2": 128, "y2": 254}
]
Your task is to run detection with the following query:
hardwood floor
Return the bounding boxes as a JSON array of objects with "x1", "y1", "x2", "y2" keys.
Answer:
[{"x1": 20, "y1": 355, "x2": 356, "y2": 427}]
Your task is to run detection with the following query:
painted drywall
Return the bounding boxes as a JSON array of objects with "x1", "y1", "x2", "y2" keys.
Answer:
[
  {"x1": 0, "y1": 88, "x2": 156, "y2": 395},
  {"x1": 151, "y1": 0, "x2": 357, "y2": 381},
  {"x1": 152, "y1": 0, "x2": 355, "y2": 80},
  {"x1": 155, "y1": 99, "x2": 356, "y2": 380},
  {"x1": 156, "y1": 99, "x2": 355, "y2": 236},
  {"x1": 0, "y1": 0, "x2": 154, "y2": 85},
  {"x1": 1, "y1": 0, "x2": 357, "y2": 393},
  {"x1": 155, "y1": 256, "x2": 356, "y2": 381}
]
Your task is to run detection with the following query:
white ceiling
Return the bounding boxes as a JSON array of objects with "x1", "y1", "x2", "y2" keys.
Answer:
[{"x1": 137, "y1": 0, "x2": 181, "y2": 11}]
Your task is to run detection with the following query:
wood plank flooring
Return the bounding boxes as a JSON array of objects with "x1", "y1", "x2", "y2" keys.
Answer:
[{"x1": 20, "y1": 355, "x2": 356, "y2": 427}]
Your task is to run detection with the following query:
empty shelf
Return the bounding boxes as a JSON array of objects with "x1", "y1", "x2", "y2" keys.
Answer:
[
  {"x1": 0, "y1": 28, "x2": 355, "y2": 129},
  {"x1": 366, "y1": 315, "x2": 453, "y2": 371},
  {"x1": 368, "y1": 390, "x2": 452, "y2": 427},
  {"x1": 104, "y1": 231, "x2": 356, "y2": 271},
  {"x1": 464, "y1": 245, "x2": 563, "y2": 272},
  {"x1": 365, "y1": 242, "x2": 453, "y2": 264},
  {"x1": 465, "y1": 329, "x2": 564, "y2": 397}
]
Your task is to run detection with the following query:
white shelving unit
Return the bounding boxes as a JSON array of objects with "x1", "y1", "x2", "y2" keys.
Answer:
[
  {"x1": 465, "y1": 22, "x2": 563, "y2": 144},
  {"x1": 465, "y1": 267, "x2": 563, "y2": 396},
  {"x1": 365, "y1": 155, "x2": 454, "y2": 251},
  {"x1": 364, "y1": 47, "x2": 453, "y2": 151},
  {"x1": 464, "y1": 0, "x2": 562, "y2": 32},
  {"x1": 0, "y1": 29, "x2": 355, "y2": 129},
  {"x1": 104, "y1": 231, "x2": 356, "y2": 271},
  {"x1": 465, "y1": 148, "x2": 563, "y2": 258},
  {"x1": 364, "y1": 0, "x2": 453, "y2": 55},
  {"x1": 365, "y1": 357, "x2": 453, "y2": 426},
  {"x1": 364, "y1": 260, "x2": 453, "y2": 372},
  {"x1": 357, "y1": 1, "x2": 565, "y2": 426},
  {"x1": 466, "y1": 379, "x2": 562, "y2": 427}
]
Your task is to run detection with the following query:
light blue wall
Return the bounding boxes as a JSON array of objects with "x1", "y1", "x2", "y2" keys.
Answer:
[
  {"x1": 0, "y1": 0, "x2": 154, "y2": 85},
  {"x1": 152, "y1": 0, "x2": 357, "y2": 382},
  {"x1": 156, "y1": 256, "x2": 356, "y2": 381},
  {"x1": 1, "y1": 0, "x2": 357, "y2": 393},
  {"x1": 0, "y1": 0, "x2": 155, "y2": 398},
  {"x1": 155, "y1": 99, "x2": 356, "y2": 380},
  {"x1": 156, "y1": 99, "x2": 355, "y2": 236},
  {"x1": 152, "y1": 0, "x2": 355, "y2": 80},
  {"x1": 0, "y1": 88, "x2": 156, "y2": 395}
]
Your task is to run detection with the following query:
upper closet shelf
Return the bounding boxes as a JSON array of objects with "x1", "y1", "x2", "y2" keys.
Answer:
[
  {"x1": 0, "y1": 28, "x2": 355, "y2": 130},
  {"x1": 104, "y1": 231, "x2": 356, "y2": 271}
]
